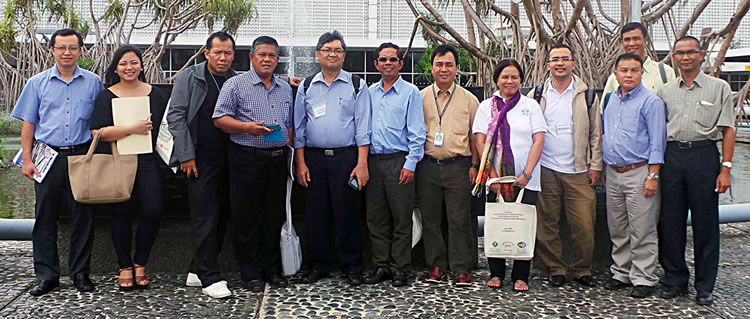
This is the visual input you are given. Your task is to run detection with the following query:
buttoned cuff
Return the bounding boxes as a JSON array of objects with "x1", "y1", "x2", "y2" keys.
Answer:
[
  {"x1": 355, "y1": 135, "x2": 370, "y2": 147},
  {"x1": 293, "y1": 137, "x2": 306, "y2": 149},
  {"x1": 403, "y1": 159, "x2": 417, "y2": 172}
]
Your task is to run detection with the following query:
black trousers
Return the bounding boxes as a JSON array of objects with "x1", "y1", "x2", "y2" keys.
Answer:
[
  {"x1": 186, "y1": 151, "x2": 230, "y2": 287},
  {"x1": 659, "y1": 143, "x2": 720, "y2": 293},
  {"x1": 110, "y1": 153, "x2": 165, "y2": 269},
  {"x1": 304, "y1": 147, "x2": 362, "y2": 274},
  {"x1": 32, "y1": 148, "x2": 94, "y2": 280},
  {"x1": 228, "y1": 143, "x2": 287, "y2": 281},
  {"x1": 487, "y1": 186, "x2": 537, "y2": 282}
]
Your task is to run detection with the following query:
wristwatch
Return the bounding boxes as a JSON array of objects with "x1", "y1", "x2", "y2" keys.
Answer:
[
  {"x1": 722, "y1": 162, "x2": 732, "y2": 169},
  {"x1": 647, "y1": 172, "x2": 660, "y2": 181},
  {"x1": 471, "y1": 163, "x2": 480, "y2": 169}
]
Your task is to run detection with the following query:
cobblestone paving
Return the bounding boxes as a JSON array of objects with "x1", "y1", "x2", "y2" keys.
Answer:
[{"x1": 1, "y1": 223, "x2": 748, "y2": 318}]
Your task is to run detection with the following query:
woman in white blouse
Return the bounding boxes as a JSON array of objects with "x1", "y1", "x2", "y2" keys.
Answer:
[{"x1": 472, "y1": 59, "x2": 546, "y2": 292}]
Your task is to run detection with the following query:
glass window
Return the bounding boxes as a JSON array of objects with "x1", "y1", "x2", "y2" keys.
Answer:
[
  {"x1": 366, "y1": 50, "x2": 378, "y2": 72},
  {"x1": 366, "y1": 73, "x2": 381, "y2": 86},
  {"x1": 161, "y1": 50, "x2": 171, "y2": 71},
  {"x1": 401, "y1": 51, "x2": 413, "y2": 73},
  {"x1": 344, "y1": 50, "x2": 365, "y2": 72},
  {"x1": 172, "y1": 48, "x2": 197, "y2": 71},
  {"x1": 232, "y1": 50, "x2": 250, "y2": 71}
]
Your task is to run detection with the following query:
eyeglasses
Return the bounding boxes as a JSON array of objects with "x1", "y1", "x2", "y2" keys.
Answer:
[
  {"x1": 319, "y1": 48, "x2": 345, "y2": 55},
  {"x1": 53, "y1": 46, "x2": 80, "y2": 52},
  {"x1": 674, "y1": 50, "x2": 700, "y2": 56},
  {"x1": 548, "y1": 57, "x2": 573, "y2": 62},
  {"x1": 377, "y1": 57, "x2": 400, "y2": 63}
]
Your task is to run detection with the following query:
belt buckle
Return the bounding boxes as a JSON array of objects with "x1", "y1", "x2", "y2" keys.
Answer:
[
  {"x1": 271, "y1": 150, "x2": 283, "y2": 157},
  {"x1": 324, "y1": 149, "x2": 334, "y2": 156},
  {"x1": 435, "y1": 158, "x2": 444, "y2": 165},
  {"x1": 678, "y1": 141, "x2": 690, "y2": 149},
  {"x1": 58, "y1": 146, "x2": 73, "y2": 150}
]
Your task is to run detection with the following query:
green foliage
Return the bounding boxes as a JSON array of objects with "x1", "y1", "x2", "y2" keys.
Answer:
[
  {"x1": 0, "y1": 114, "x2": 23, "y2": 135},
  {"x1": 415, "y1": 43, "x2": 477, "y2": 82},
  {"x1": 203, "y1": 0, "x2": 257, "y2": 34},
  {"x1": 0, "y1": 0, "x2": 19, "y2": 54},
  {"x1": 77, "y1": 57, "x2": 94, "y2": 70}
]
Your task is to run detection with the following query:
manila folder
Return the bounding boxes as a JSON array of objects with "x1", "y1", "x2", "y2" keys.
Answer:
[{"x1": 112, "y1": 96, "x2": 152, "y2": 155}]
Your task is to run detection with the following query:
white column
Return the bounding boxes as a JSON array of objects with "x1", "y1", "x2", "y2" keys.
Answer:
[
  {"x1": 630, "y1": 0, "x2": 642, "y2": 22},
  {"x1": 368, "y1": 0, "x2": 378, "y2": 39}
]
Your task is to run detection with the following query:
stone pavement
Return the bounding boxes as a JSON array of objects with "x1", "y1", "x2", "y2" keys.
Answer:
[{"x1": 1, "y1": 223, "x2": 749, "y2": 318}]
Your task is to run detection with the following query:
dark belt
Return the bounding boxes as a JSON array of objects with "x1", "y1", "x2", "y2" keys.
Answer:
[
  {"x1": 48, "y1": 142, "x2": 90, "y2": 154},
  {"x1": 370, "y1": 151, "x2": 407, "y2": 160},
  {"x1": 612, "y1": 160, "x2": 648, "y2": 173},
  {"x1": 306, "y1": 146, "x2": 357, "y2": 157},
  {"x1": 668, "y1": 140, "x2": 715, "y2": 149},
  {"x1": 235, "y1": 144, "x2": 287, "y2": 158},
  {"x1": 425, "y1": 155, "x2": 471, "y2": 165}
]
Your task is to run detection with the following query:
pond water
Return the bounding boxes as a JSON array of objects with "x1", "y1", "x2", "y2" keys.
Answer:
[{"x1": 1, "y1": 134, "x2": 749, "y2": 219}]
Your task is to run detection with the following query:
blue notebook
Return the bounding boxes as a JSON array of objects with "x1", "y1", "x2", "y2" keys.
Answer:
[{"x1": 263, "y1": 123, "x2": 283, "y2": 142}]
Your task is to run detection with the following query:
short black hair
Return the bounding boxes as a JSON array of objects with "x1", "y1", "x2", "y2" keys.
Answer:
[
  {"x1": 50, "y1": 28, "x2": 83, "y2": 48},
  {"x1": 206, "y1": 31, "x2": 235, "y2": 51},
  {"x1": 251, "y1": 36, "x2": 279, "y2": 54},
  {"x1": 674, "y1": 35, "x2": 701, "y2": 49},
  {"x1": 622, "y1": 22, "x2": 648, "y2": 39},
  {"x1": 374, "y1": 42, "x2": 401, "y2": 60},
  {"x1": 431, "y1": 44, "x2": 458, "y2": 65},
  {"x1": 104, "y1": 45, "x2": 146, "y2": 87},
  {"x1": 493, "y1": 59, "x2": 525, "y2": 83},
  {"x1": 316, "y1": 30, "x2": 346, "y2": 51},
  {"x1": 615, "y1": 53, "x2": 644, "y2": 68},
  {"x1": 548, "y1": 43, "x2": 576, "y2": 62}
]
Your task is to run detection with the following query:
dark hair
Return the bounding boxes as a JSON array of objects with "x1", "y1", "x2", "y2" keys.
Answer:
[
  {"x1": 549, "y1": 43, "x2": 576, "y2": 62},
  {"x1": 206, "y1": 31, "x2": 236, "y2": 51},
  {"x1": 674, "y1": 35, "x2": 701, "y2": 49},
  {"x1": 493, "y1": 59, "x2": 525, "y2": 83},
  {"x1": 374, "y1": 42, "x2": 401, "y2": 60},
  {"x1": 316, "y1": 30, "x2": 346, "y2": 51},
  {"x1": 50, "y1": 28, "x2": 83, "y2": 48},
  {"x1": 104, "y1": 45, "x2": 146, "y2": 87},
  {"x1": 251, "y1": 36, "x2": 279, "y2": 54},
  {"x1": 621, "y1": 22, "x2": 648, "y2": 39},
  {"x1": 431, "y1": 44, "x2": 459, "y2": 65},
  {"x1": 614, "y1": 53, "x2": 644, "y2": 69}
]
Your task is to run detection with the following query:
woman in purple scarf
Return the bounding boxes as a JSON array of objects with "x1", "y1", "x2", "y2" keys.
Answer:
[{"x1": 472, "y1": 59, "x2": 546, "y2": 291}]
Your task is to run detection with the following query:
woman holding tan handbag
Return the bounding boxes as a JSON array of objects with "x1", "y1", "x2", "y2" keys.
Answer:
[
  {"x1": 472, "y1": 59, "x2": 546, "y2": 292},
  {"x1": 89, "y1": 45, "x2": 168, "y2": 291}
]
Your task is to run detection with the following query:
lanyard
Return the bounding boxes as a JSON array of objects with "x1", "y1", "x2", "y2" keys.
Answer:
[
  {"x1": 209, "y1": 71, "x2": 227, "y2": 92},
  {"x1": 431, "y1": 83, "x2": 457, "y2": 128}
]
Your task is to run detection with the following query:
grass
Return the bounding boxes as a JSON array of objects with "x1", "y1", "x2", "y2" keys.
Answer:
[{"x1": 0, "y1": 113, "x2": 22, "y2": 135}]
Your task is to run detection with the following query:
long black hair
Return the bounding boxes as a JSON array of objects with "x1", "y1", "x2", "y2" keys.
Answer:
[{"x1": 105, "y1": 45, "x2": 146, "y2": 87}]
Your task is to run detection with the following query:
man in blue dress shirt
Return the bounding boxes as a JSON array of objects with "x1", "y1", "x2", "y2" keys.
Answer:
[
  {"x1": 362, "y1": 43, "x2": 426, "y2": 287},
  {"x1": 213, "y1": 36, "x2": 293, "y2": 293},
  {"x1": 601, "y1": 53, "x2": 666, "y2": 299},
  {"x1": 293, "y1": 30, "x2": 371, "y2": 286},
  {"x1": 11, "y1": 29, "x2": 104, "y2": 296}
]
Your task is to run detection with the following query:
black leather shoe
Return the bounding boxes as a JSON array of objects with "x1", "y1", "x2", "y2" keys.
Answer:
[
  {"x1": 73, "y1": 273, "x2": 95, "y2": 292},
  {"x1": 244, "y1": 279, "x2": 265, "y2": 293},
  {"x1": 363, "y1": 267, "x2": 391, "y2": 284},
  {"x1": 391, "y1": 270, "x2": 408, "y2": 287},
  {"x1": 346, "y1": 271, "x2": 363, "y2": 286},
  {"x1": 604, "y1": 278, "x2": 630, "y2": 290},
  {"x1": 575, "y1": 276, "x2": 597, "y2": 287},
  {"x1": 696, "y1": 291, "x2": 713, "y2": 305},
  {"x1": 29, "y1": 279, "x2": 60, "y2": 296},
  {"x1": 549, "y1": 275, "x2": 565, "y2": 287},
  {"x1": 301, "y1": 270, "x2": 327, "y2": 284},
  {"x1": 659, "y1": 286, "x2": 688, "y2": 299},
  {"x1": 267, "y1": 274, "x2": 288, "y2": 288},
  {"x1": 631, "y1": 285, "x2": 654, "y2": 298}
]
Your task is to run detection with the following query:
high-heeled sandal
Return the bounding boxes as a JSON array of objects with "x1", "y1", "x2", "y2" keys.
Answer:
[
  {"x1": 134, "y1": 264, "x2": 150, "y2": 289},
  {"x1": 119, "y1": 267, "x2": 134, "y2": 291}
]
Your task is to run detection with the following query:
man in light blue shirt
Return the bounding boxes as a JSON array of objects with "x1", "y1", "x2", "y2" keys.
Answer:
[
  {"x1": 11, "y1": 29, "x2": 104, "y2": 296},
  {"x1": 362, "y1": 43, "x2": 425, "y2": 287},
  {"x1": 293, "y1": 30, "x2": 371, "y2": 286},
  {"x1": 601, "y1": 53, "x2": 666, "y2": 299}
]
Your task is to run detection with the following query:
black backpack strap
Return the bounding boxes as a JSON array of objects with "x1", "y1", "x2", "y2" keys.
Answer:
[
  {"x1": 585, "y1": 88, "x2": 596, "y2": 112},
  {"x1": 603, "y1": 92, "x2": 613, "y2": 112},
  {"x1": 303, "y1": 75, "x2": 315, "y2": 95},
  {"x1": 533, "y1": 85, "x2": 544, "y2": 104},
  {"x1": 351, "y1": 74, "x2": 361, "y2": 96},
  {"x1": 659, "y1": 62, "x2": 667, "y2": 84}
]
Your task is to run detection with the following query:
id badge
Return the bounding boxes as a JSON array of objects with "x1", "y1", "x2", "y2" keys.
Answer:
[
  {"x1": 434, "y1": 131, "x2": 445, "y2": 147},
  {"x1": 312, "y1": 104, "x2": 326, "y2": 118},
  {"x1": 556, "y1": 123, "x2": 572, "y2": 135}
]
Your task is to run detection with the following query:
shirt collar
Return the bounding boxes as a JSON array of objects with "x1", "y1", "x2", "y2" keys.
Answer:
[
  {"x1": 642, "y1": 56, "x2": 656, "y2": 74},
  {"x1": 616, "y1": 83, "x2": 645, "y2": 99},
  {"x1": 247, "y1": 68, "x2": 279, "y2": 89},
  {"x1": 312, "y1": 70, "x2": 349, "y2": 85},
  {"x1": 492, "y1": 90, "x2": 521, "y2": 103},
  {"x1": 377, "y1": 76, "x2": 403, "y2": 94},
  {"x1": 434, "y1": 82, "x2": 456, "y2": 96},
  {"x1": 679, "y1": 71, "x2": 706, "y2": 89},
  {"x1": 547, "y1": 77, "x2": 575, "y2": 94},
  {"x1": 49, "y1": 65, "x2": 84, "y2": 82}
]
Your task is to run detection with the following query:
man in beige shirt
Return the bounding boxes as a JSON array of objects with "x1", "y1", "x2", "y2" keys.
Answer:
[
  {"x1": 418, "y1": 44, "x2": 479, "y2": 286},
  {"x1": 656, "y1": 36, "x2": 735, "y2": 306}
]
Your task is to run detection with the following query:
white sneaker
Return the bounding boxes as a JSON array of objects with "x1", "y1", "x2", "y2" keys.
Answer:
[
  {"x1": 202, "y1": 280, "x2": 231, "y2": 299},
  {"x1": 186, "y1": 272, "x2": 202, "y2": 287}
]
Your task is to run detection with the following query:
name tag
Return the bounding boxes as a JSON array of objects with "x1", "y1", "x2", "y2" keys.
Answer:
[
  {"x1": 556, "y1": 123, "x2": 573, "y2": 135},
  {"x1": 312, "y1": 104, "x2": 326, "y2": 118},
  {"x1": 698, "y1": 100, "x2": 714, "y2": 107},
  {"x1": 434, "y1": 131, "x2": 445, "y2": 147}
]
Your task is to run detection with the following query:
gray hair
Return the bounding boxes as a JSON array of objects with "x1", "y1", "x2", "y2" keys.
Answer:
[
  {"x1": 316, "y1": 30, "x2": 346, "y2": 51},
  {"x1": 251, "y1": 35, "x2": 280, "y2": 54}
]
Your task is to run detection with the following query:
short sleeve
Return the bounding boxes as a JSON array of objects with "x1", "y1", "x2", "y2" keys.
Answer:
[
  {"x1": 528, "y1": 99, "x2": 547, "y2": 134},
  {"x1": 716, "y1": 81, "x2": 735, "y2": 128},
  {"x1": 472, "y1": 99, "x2": 492, "y2": 135},
  {"x1": 90, "y1": 89, "x2": 114, "y2": 130},
  {"x1": 10, "y1": 78, "x2": 41, "y2": 124}
]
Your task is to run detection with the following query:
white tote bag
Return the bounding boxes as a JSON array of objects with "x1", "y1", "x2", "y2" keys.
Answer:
[
  {"x1": 280, "y1": 148, "x2": 302, "y2": 276},
  {"x1": 483, "y1": 176, "x2": 538, "y2": 260},
  {"x1": 411, "y1": 208, "x2": 423, "y2": 248},
  {"x1": 155, "y1": 98, "x2": 177, "y2": 173}
]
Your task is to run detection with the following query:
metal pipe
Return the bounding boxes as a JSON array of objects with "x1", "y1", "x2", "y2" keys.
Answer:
[{"x1": 0, "y1": 219, "x2": 34, "y2": 240}]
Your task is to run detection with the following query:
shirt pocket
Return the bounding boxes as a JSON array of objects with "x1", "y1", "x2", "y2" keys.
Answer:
[
  {"x1": 338, "y1": 98, "x2": 355, "y2": 123},
  {"x1": 450, "y1": 106, "x2": 471, "y2": 135},
  {"x1": 78, "y1": 98, "x2": 95, "y2": 120},
  {"x1": 620, "y1": 106, "x2": 640, "y2": 134},
  {"x1": 694, "y1": 102, "x2": 717, "y2": 128},
  {"x1": 384, "y1": 102, "x2": 407, "y2": 130}
]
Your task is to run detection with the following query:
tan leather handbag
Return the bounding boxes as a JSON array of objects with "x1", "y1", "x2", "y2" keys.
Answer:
[{"x1": 68, "y1": 129, "x2": 138, "y2": 204}]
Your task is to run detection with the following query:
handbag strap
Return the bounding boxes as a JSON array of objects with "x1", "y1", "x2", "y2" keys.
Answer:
[
  {"x1": 285, "y1": 177, "x2": 293, "y2": 230},
  {"x1": 83, "y1": 129, "x2": 105, "y2": 162},
  {"x1": 485, "y1": 176, "x2": 526, "y2": 204}
]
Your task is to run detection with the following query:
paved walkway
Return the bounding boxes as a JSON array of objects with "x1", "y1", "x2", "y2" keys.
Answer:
[{"x1": 1, "y1": 223, "x2": 749, "y2": 318}]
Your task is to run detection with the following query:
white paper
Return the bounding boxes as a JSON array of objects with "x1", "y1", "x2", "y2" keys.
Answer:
[
  {"x1": 155, "y1": 98, "x2": 177, "y2": 173},
  {"x1": 483, "y1": 178, "x2": 537, "y2": 260},
  {"x1": 112, "y1": 96, "x2": 152, "y2": 155},
  {"x1": 312, "y1": 104, "x2": 326, "y2": 118},
  {"x1": 13, "y1": 142, "x2": 58, "y2": 183}
]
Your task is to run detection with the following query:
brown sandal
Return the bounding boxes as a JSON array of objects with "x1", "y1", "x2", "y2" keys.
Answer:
[
  {"x1": 134, "y1": 264, "x2": 149, "y2": 289},
  {"x1": 119, "y1": 267, "x2": 134, "y2": 291}
]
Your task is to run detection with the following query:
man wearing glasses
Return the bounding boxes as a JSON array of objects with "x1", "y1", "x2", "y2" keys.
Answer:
[
  {"x1": 11, "y1": 28, "x2": 104, "y2": 296},
  {"x1": 362, "y1": 42, "x2": 425, "y2": 287},
  {"x1": 531, "y1": 44, "x2": 602, "y2": 288},
  {"x1": 657, "y1": 36, "x2": 735, "y2": 306},
  {"x1": 294, "y1": 30, "x2": 371, "y2": 286}
]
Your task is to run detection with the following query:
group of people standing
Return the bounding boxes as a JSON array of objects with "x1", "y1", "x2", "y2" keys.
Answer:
[{"x1": 12, "y1": 21, "x2": 734, "y2": 308}]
